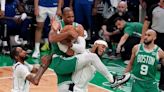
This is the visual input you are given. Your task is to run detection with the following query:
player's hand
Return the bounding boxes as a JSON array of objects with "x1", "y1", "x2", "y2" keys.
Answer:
[
  {"x1": 51, "y1": 17, "x2": 60, "y2": 31},
  {"x1": 140, "y1": 38, "x2": 144, "y2": 43},
  {"x1": 75, "y1": 25, "x2": 84, "y2": 36},
  {"x1": 90, "y1": 43, "x2": 99, "y2": 53},
  {"x1": 116, "y1": 46, "x2": 121, "y2": 53},
  {"x1": 41, "y1": 55, "x2": 52, "y2": 67},
  {"x1": 66, "y1": 49, "x2": 74, "y2": 56},
  {"x1": 103, "y1": 30, "x2": 112, "y2": 36},
  {"x1": 68, "y1": 30, "x2": 78, "y2": 39}
]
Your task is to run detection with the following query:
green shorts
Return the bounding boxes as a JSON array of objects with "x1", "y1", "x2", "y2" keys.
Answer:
[
  {"x1": 50, "y1": 56, "x2": 77, "y2": 75},
  {"x1": 131, "y1": 79, "x2": 159, "y2": 92},
  {"x1": 57, "y1": 73, "x2": 73, "y2": 84}
]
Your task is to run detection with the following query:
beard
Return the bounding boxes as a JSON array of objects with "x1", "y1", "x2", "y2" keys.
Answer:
[
  {"x1": 144, "y1": 40, "x2": 152, "y2": 45},
  {"x1": 22, "y1": 55, "x2": 29, "y2": 60},
  {"x1": 118, "y1": 12, "x2": 123, "y2": 16},
  {"x1": 95, "y1": 48, "x2": 101, "y2": 58}
]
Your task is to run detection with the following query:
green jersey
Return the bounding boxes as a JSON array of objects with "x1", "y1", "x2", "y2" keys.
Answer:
[
  {"x1": 132, "y1": 44, "x2": 159, "y2": 81},
  {"x1": 50, "y1": 20, "x2": 79, "y2": 84},
  {"x1": 124, "y1": 22, "x2": 143, "y2": 37},
  {"x1": 50, "y1": 20, "x2": 79, "y2": 56},
  {"x1": 60, "y1": 20, "x2": 78, "y2": 29}
]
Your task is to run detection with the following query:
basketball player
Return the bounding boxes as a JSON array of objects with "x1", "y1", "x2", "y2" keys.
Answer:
[
  {"x1": 49, "y1": 7, "x2": 130, "y2": 92},
  {"x1": 10, "y1": 47, "x2": 51, "y2": 92},
  {"x1": 124, "y1": 29, "x2": 164, "y2": 92},
  {"x1": 51, "y1": 39, "x2": 130, "y2": 92},
  {"x1": 58, "y1": 40, "x2": 110, "y2": 92},
  {"x1": 71, "y1": 40, "x2": 130, "y2": 92},
  {"x1": 49, "y1": 7, "x2": 115, "y2": 89}
]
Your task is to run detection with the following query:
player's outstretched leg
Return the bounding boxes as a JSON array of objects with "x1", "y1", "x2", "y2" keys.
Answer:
[{"x1": 75, "y1": 53, "x2": 114, "y2": 83}]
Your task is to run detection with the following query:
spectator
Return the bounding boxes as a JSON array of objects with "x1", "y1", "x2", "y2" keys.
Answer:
[
  {"x1": 19, "y1": 0, "x2": 35, "y2": 49},
  {"x1": 122, "y1": 0, "x2": 140, "y2": 21},
  {"x1": 92, "y1": 0, "x2": 116, "y2": 42},
  {"x1": 102, "y1": 1, "x2": 134, "y2": 44},
  {"x1": 32, "y1": 0, "x2": 62, "y2": 58},
  {"x1": 0, "y1": 0, "x2": 31, "y2": 53},
  {"x1": 140, "y1": 0, "x2": 159, "y2": 14},
  {"x1": 139, "y1": 0, "x2": 159, "y2": 22},
  {"x1": 71, "y1": 0, "x2": 94, "y2": 40},
  {"x1": 114, "y1": 17, "x2": 143, "y2": 61},
  {"x1": 99, "y1": 1, "x2": 134, "y2": 57}
]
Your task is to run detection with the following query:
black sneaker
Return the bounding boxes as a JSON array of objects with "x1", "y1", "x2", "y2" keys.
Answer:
[{"x1": 111, "y1": 72, "x2": 131, "y2": 88}]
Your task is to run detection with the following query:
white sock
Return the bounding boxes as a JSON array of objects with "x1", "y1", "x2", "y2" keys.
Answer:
[
  {"x1": 44, "y1": 38, "x2": 49, "y2": 44},
  {"x1": 35, "y1": 43, "x2": 40, "y2": 52}
]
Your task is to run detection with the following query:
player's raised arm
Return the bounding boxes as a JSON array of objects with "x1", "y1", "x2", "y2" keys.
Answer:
[
  {"x1": 49, "y1": 18, "x2": 78, "y2": 43},
  {"x1": 26, "y1": 55, "x2": 52, "y2": 85}
]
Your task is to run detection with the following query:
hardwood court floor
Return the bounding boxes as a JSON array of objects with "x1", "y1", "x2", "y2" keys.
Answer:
[
  {"x1": 0, "y1": 67, "x2": 110, "y2": 92},
  {"x1": 0, "y1": 54, "x2": 160, "y2": 92}
]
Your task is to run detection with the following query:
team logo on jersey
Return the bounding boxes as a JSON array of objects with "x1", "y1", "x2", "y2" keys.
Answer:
[{"x1": 152, "y1": 52, "x2": 156, "y2": 56}]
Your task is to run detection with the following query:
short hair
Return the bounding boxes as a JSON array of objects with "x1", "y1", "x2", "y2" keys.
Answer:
[
  {"x1": 63, "y1": 7, "x2": 73, "y2": 15},
  {"x1": 10, "y1": 47, "x2": 19, "y2": 60},
  {"x1": 118, "y1": 1, "x2": 128, "y2": 9},
  {"x1": 114, "y1": 17, "x2": 124, "y2": 23},
  {"x1": 147, "y1": 29, "x2": 157, "y2": 37}
]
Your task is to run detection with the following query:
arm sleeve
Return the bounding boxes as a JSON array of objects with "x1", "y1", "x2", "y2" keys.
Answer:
[
  {"x1": 1, "y1": 0, "x2": 5, "y2": 11},
  {"x1": 71, "y1": 36, "x2": 86, "y2": 54}
]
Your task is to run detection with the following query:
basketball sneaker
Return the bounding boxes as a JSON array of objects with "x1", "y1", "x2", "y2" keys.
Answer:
[
  {"x1": 32, "y1": 50, "x2": 40, "y2": 58},
  {"x1": 111, "y1": 72, "x2": 131, "y2": 88}
]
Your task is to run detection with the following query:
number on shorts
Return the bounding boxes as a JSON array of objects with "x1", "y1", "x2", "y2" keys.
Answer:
[{"x1": 140, "y1": 64, "x2": 148, "y2": 75}]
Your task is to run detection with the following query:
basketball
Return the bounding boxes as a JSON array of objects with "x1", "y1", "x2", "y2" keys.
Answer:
[{"x1": 60, "y1": 25, "x2": 78, "y2": 41}]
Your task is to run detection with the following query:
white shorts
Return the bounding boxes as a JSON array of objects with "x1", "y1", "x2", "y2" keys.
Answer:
[
  {"x1": 58, "y1": 83, "x2": 70, "y2": 92},
  {"x1": 58, "y1": 83, "x2": 87, "y2": 92},
  {"x1": 36, "y1": 6, "x2": 57, "y2": 22}
]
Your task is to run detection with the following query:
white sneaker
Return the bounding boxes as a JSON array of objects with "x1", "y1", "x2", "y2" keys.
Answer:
[
  {"x1": 32, "y1": 51, "x2": 40, "y2": 58},
  {"x1": 111, "y1": 72, "x2": 131, "y2": 88},
  {"x1": 14, "y1": 35, "x2": 22, "y2": 45},
  {"x1": 124, "y1": 60, "x2": 129, "y2": 65}
]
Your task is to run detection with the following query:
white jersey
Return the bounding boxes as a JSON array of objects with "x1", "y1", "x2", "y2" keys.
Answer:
[
  {"x1": 11, "y1": 62, "x2": 33, "y2": 92},
  {"x1": 72, "y1": 49, "x2": 96, "y2": 92}
]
